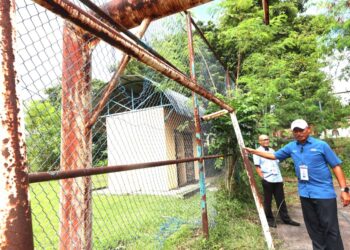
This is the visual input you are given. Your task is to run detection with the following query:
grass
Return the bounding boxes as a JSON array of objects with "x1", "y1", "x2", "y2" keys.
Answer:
[
  {"x1": 162, "y1": 183, "x2": 269, "y2": 250},
  {"x1": 30, "y1": 179, "x2": 215, "y2": 249},
  {"x1": 29, "y1": 173, "x2": 300, "y2": 249},
  {"x1": 160, "y1": 170, "x2": 303, "y2": 250},
  {"x1": 92, "y1": 174, "x2": 108, "y2": 190}
]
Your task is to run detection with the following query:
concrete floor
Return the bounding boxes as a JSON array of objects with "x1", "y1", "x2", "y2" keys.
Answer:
[{"x1": 274, "y1": 196, "x2": 350, "y2": 250}]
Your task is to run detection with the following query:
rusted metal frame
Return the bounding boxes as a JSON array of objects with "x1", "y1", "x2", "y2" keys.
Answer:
[
  {"x1": 78, "y1": 0, "x2": 180, "y2": 74},
  {"x1": 262, "y1": 0, "x2": 270, "y2": 25},
  {"x1": 28, "y1": 155, "x2": 224, "y2": 183},
  {"x1": 32, "y1": 0, "x2": 234, "y2": 113},
  {"x1": 229, "y1": 113, "x2": 274, "y2": 249},
  {"x1": 100, "y1": 0, "x2": 211, "y2": 30},
  {"x1": 87, "y1": 18, "x2": 151, "y2": 129},
  {"x1": 184, "y1": 11, "x2": 235, "y2": 81},
  {"x1": 186, "y1": 12, "x2": 209, "y2": 239},
  {"x1": 59, "y1": 21, "x2": 94, "y2": 250},
  {"x1": 201, "y1": 109, "x2": 228, "y2": 121},
  {"x1": 0, "y1": 0, "x2": 34, "y2": 248}
]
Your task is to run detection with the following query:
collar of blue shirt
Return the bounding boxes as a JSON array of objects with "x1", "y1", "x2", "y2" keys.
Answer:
[{"x1": 296, "y1": 136, "x2": 313, "y2": 145}]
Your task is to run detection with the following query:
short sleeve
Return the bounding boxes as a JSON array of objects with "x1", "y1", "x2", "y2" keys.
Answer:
[
  {"x1": 274, "y1": 144, "x2": 292, "y2": 161},
  {"x1": 322, "y1": 142, "x2": 342, "y2": 168},
  {"x1": 253, "y1": 154, "x2": 260, "y2": 166}
]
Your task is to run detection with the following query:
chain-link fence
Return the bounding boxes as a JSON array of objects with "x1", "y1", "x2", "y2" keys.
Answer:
[{"x1": 5, "y1": 0, "x2": 236, "y2": 249}]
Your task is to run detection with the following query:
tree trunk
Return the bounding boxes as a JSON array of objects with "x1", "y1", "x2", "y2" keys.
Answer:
[{"x1": 225, "y1": 152, "x2": 239, "y2": 194}]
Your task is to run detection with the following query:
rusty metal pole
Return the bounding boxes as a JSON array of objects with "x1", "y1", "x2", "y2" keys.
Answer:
[
  {"x1": 59, "y1": 22, "x2": 93, "y2": 250},
  {"x1": 32, "y1": 0, "x2": 234, "y2": 113},
  {"x1": 87, "y1": 17, "x2": 152, "y2": 129},
  {"x1": 60, "y1": 17, "x2": 151, "y2": 250},
  {"x1": 186, "y1": 12, "x2": 209, "y2": 239},
  {"x1": 262, "y1": 0, "x2": 270, "y2": 25},
  {"x1": 229, "y1": 113, "x2": 274, "y2": 249},
  {"x1": 0, "y1": 0, "x2": 34, "y2": 248}
]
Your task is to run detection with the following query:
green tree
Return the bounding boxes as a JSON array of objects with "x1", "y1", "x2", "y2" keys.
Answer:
[
  {"x1": 25, "y1": 100, "x2": 61, "y2": 172},
  {"x1": 209, "y1": 0, "x2": 348, "y2": 136},
  {"x1": 25, "y1": 79, "x2": 109, "y2": 172}
]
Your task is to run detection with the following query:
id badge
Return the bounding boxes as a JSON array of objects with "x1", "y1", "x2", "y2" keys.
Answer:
[{"x1": 300, "y1": 165, "x2": 309, "y2": 181}]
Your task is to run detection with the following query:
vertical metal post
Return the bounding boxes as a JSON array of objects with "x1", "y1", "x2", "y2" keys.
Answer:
[
  {"x1": 0, "y1": 0, "x2": 34, "y2": 248},
  {"x1": 60, "y1": 23, "x2": 93, "y2": 250},
  {"x1": 186, "y1": 11, "x2": 209, "y2": 239},
  {"x1": 229, "y1": 112, "x2": 274, "y2": 249},
  {"x1": 262, "y1": 0, "x2": 270, "y2": 25}
]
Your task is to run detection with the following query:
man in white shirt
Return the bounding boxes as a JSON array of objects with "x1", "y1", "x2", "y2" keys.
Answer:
[{"x1": 254, "y1": 134, "x2": 300, "y2": 228}]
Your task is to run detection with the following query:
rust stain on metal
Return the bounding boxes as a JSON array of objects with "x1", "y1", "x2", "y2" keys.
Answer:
[
  {"x1": 33, "y1": 0, "x2": 234, "y2": 112},
  {"x1": 0, "y1": 0, "x2": 34, "y2": 248},
  {"x1": 103, "y1": 0, "x2": 211, "y2": 29},
  {"x1": 229, "y1": 113, "x2": 274, "y2": 249},
  {"x1": 87, "y1": 17, "x2": 151, "y2": 129},
  {"x1": 34, "y1": 0, "x2": 233, "y2": 112},
  {"x1": 59, "y1": 21, "x2": 93, "y2": 250},
  {"x1": 186, "y1": 11, "x2": 209, "y2": 239},
  {"x1": 25, "y1": 1, "x2": 234, "y2": 247},
  {"x1": 2, "y1": 148, "x2": 10, "y2": 158},
  {"x1": 28, "y1": 154, "x2": 224, "y2": 183}
]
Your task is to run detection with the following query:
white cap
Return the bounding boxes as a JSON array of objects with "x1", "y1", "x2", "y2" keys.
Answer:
[{"x1": 291, "y1": 119, "x2": 308, "y2": 130}]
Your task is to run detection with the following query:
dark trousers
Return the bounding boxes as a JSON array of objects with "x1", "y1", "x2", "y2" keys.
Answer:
[
  {"x1": 261, "y1": 180, "x2": 290, "y2": 222},
  {"x1": 300, "y1": 197, "x2": 343, "y2": 250}
]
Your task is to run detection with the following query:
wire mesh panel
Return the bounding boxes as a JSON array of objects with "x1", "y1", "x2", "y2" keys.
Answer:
[{"x1": 16, "y1": 0, "x2": 231, "y2": 249}]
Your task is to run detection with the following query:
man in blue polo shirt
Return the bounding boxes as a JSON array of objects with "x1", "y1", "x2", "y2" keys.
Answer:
[{"x1": 245, "y1": 119, "x2": 350, "y2": 250}]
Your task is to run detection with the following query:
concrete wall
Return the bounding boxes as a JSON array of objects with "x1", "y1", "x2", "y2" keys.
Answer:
[{"x1": 107, "y1": 107, "x2": 168, "y2": 194}]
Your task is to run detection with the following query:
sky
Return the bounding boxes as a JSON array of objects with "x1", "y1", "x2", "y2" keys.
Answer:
[
  {"x1": 15, "y1": 0, "x2": 349, "y2": 105},
  {"x1": 191, "y1": 0, "x2": 223, "y2": 22}
]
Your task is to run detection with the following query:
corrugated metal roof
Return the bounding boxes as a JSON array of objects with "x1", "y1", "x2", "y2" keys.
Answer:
[
  {"x1": 119, "y1": 75, "x2": 204, "y2": 117},
  {"x1": 163, "y1": 89, "x2": 204, "y2": 117}
]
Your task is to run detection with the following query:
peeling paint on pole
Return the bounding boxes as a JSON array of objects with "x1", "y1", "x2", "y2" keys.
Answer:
[
  {"x1": 186, "y1": 12, "x2": 209, "y2": 239},
  {"x1": 59, "y1": 22, "x2": 93, "y2": 250},
  {"x1": 229, "y1": 112, "x2": 274, "y2": 249},
  {"x1": 57, "y1": 1, "x2": 214, "y2": 248},
  {"x1": 97, "y1": 0, "x2": 211, "y2": 30},
  {"x1": 0, "y1": 0, "x2": 34, "y2": 248}
]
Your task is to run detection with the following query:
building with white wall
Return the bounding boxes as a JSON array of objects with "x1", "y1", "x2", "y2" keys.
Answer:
[{"x1": 106, "y1": 76, "x2": 201, "y2": 194}]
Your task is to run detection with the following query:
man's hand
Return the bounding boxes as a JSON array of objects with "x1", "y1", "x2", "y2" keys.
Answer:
[
  {"x1": 244, "y1": 147, "x2": 255, "y2": 154},
  {"x1": 244, "y1": 147, "x2": 276, "y2": 160},
  {"x1": 340, "y1": 192, "x2": 350, "y2": 207}
]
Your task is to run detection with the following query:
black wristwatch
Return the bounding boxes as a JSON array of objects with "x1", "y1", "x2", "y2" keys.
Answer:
[{"x1": 340, "y1": 187, "x2": 349, "y2": 193}]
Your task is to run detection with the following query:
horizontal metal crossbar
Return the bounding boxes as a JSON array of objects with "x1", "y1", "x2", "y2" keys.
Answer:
[{"x1": 29, "y1": 154, "x2": 224, "y2": 183}]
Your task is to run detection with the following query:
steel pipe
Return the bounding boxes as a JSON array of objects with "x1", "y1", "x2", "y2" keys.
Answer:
[
  {"x1": 33, "y1": 0, "x2": 235, "y2": 113},
  {"x1": 29, "y1": 155, "x2": 224, "y2": 183}
]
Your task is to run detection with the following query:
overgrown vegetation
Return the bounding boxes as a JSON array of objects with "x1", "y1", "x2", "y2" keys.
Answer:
[
  {"x1": 204, "y1": 0, "x2": 350, "y2": 142},
  {"x1": 163, "y1": 176, "x2": 270, "y2": 250}
]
